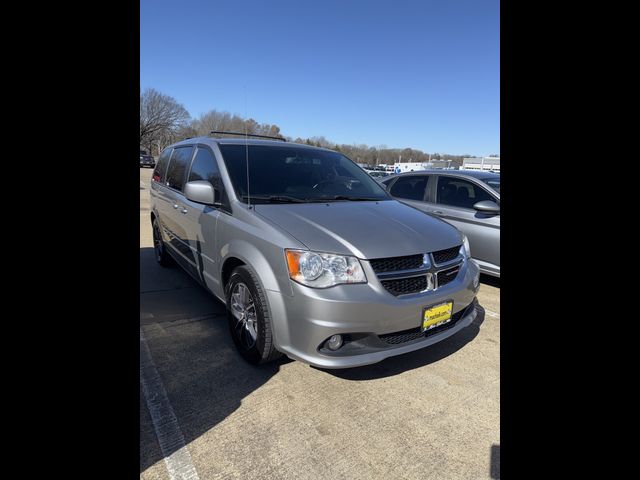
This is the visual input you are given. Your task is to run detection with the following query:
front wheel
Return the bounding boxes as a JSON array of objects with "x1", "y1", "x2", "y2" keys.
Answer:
[
  {"x1": 152, "y1": 218, "x2": 173, "y2": 267},
  {"x1": 226, "y1": 266, "x2": 282, "y2": 365}
]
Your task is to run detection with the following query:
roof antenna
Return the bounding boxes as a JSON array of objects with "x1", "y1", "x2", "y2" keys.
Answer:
[{"x1": 245, "y1": 86, "x2": 251, "y2": 209}]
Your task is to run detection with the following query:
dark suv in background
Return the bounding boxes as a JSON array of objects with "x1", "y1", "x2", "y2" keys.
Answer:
[{"x1": 140, "y1": 150, "x2": 155, "y2": 168}]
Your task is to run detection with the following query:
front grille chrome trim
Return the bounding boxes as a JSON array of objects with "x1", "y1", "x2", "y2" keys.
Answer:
[
  {"x1": 431, "y1": 245, "x2": 463, "y2": 265},
  {"x1": 370, "y1": 248, "x2": 465, "y2": 297},
  {"x1": 431, "y1": 253, "x2": 464, "y2": 268},
  {"x1": 376, "y1": 267, "x2": 431, "y2": 280},
  {"x1": 434, "y1": 264, "x2": 462, "y2": 290}
]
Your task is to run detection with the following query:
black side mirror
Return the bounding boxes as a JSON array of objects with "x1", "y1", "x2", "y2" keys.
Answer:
[{"x1": 473, "y1": 200, "x2": 500, "y2": 214}]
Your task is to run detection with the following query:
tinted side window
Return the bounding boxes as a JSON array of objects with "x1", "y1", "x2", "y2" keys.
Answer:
[
  {"x1": 482, "y1": 178, "x2": 500, "y2": 193},
  {"x1": 380, "y1": 177, "x2": 394, "y2": 189},
  {"x1": 165, "y1": 146, "x2": 194, "y2": 191},
  {"x1": 152, "y1": 148, "x2": 172, "y2": 183},
  {"x1": 188, "y1": 147, "x2": 220, "y2": 185},
  {"x1": 389, "y1": 175, "x2": 429, "y2": 201},
  {"x1": 436, "y1": 177, "x2": 494, "y2": 209}
]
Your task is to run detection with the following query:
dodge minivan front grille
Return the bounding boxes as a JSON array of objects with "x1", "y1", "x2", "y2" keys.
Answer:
[
  {"x1": 437, "y1": 265, "x2": 461, "y2": 288},
  {"x1": 370, "y1": 245, "x2": 464, "y2": 297},
  {"x1": 432, "y1": 245, "x2": 461, "y2": 265},
  {"x1": 380, "y1": 276, "x2": 429, "y2": 296},
  {"x1": 370, "y1": 254, "x2": 424, "y2": 274}
]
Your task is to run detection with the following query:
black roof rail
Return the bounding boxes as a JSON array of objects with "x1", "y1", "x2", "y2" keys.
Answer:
[{"x1": 209, "y1": 130, "x2": 287, "y2": 142}]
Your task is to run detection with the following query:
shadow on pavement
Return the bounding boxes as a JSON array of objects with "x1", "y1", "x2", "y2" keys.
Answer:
[
  {"x1": 139, "y1": 247, "x2": 290, "y2": 473},
  {"x1": 140, "y1": 244, "x2": 493, "y2": 471},
  {"x1": 320, "y1": 300, "x2": 486, "y2": 381},
  {"x1": 480, "y1": 274, "x2": 500, "y2": 288}
]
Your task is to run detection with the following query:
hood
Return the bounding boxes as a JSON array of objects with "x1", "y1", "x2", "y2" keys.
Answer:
[{"x1": 254, "y1": 200, "x2": 462, "y2": 259}]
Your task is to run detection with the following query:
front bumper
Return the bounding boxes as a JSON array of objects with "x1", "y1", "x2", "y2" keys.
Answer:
[{"x1": 267, "y1": 257, "x2": 481, "y2": 368}]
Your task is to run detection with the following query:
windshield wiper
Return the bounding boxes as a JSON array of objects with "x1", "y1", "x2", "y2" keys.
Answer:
[
  {"x1": 240, "y1": 195, "x2": 306, "y2": 203},
  {"x1": 308, "y1": 195, "x2": 382, "y2": 202}
]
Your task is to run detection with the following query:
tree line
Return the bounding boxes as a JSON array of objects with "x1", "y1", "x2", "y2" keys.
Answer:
[{"x1": 140, "y1": 88, "x2": 471, "y2": 167}]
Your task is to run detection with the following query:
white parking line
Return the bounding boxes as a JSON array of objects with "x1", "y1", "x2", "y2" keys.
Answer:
[
  {"x1": 140, "y1": 327, "x2": 200, "y2": 480},
  {"x1": 484, "y1": 309, "x2": 500, "y2": 318}
]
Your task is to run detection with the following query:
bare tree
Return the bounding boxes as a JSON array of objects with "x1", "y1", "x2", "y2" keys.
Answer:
[
  {"x1": 193, "y1": 110, "x2": 284, "y2": 139},
  {"x1": 308, "y1": 136, "x2": 333, "y2": 148},
  {"x1": 141, "y1": 87, "x2": 470, "y2": 162},
  {"x1": 140, "y1": 88, "x2": 190, "y2": 154},
  {"x1": 191, "y1": 110, "x2": 235, "y2": 136}
]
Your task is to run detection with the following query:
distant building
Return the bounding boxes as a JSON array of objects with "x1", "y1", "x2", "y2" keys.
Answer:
[
  {"x1": 393, "y1": 162, "x2": 427, "y2": 173},
  {"x1": 461, "y1": 156, "x2": 500, "y2": 172},
  {"x1": 424, "y1": 160, "x2": 455, "y2": 169}
]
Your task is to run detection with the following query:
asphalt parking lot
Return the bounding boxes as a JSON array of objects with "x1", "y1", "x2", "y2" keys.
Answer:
[{"x1": 139, "y1": 167, "x2": 500, "y2": 479}]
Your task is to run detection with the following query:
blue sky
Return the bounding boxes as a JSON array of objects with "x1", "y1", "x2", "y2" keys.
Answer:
[{"x1": 141, "y1": 0, "x2": 499, "y2": 156}]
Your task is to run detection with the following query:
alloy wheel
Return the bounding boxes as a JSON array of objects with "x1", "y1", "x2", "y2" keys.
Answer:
[
  {"x1": 230, "y1": 282, "x2": 258, "y2": 349},
  {"x1": 153, "y1": 222, "x2": 163, "y2": 262}
]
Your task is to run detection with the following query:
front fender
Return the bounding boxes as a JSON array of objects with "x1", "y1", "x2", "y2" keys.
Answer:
[
  {"x1": 219, "y1": 240, "x2": 295, "y2": 351},
  {"x1": 219, "y1": 239, "x2": 294, "y2": 297}
]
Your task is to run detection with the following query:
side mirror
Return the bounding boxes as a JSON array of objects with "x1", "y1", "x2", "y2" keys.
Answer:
[
  {"x1": 473, "y1": 200, "x2": 500, "y2": 214},
  {"x1": 184, "y1": 180, "x2": 222, "y2": 206}
]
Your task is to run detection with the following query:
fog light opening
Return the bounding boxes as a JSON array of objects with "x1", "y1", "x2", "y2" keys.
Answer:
[{"x1": 326, "y1": 334, "x2": 343, "y2": 351}]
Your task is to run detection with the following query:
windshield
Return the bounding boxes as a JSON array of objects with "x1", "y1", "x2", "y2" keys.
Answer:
[
  {"x1": 482, "y1": 177, "x2": 500, "y2": 193},
  {"x1": 219, "y1": 144, "x2": 391, "y2": 203}
]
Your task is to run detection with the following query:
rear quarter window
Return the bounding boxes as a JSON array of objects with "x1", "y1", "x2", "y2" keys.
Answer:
[
  {"x1": 381, "y1": 177, "x2": 395, "y2": 188},
  {"x1": 164, "y1": 146, "x2": 194, "y2": 191},
  {"x1": 152, "y1": 148, "x2": 172, "y2": 183},
  {"x1": 389, "y1": 175, "x2": 429, "y2": 201}
]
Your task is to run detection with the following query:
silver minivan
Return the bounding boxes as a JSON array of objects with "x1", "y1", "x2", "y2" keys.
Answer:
[{"x1": 149, "y1": 136, "x2": 480, "y2": 368}]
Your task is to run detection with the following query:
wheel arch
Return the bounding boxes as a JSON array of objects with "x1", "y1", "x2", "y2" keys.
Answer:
[{"x1": 218, "y1": 240, "x2": 291, "y2": 296}]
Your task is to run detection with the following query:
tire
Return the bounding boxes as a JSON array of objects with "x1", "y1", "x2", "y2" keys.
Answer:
[
  {"x1": 152, "y1": 217, "x2": 173, "y2": 267},
  {"x1": 225, "y1": 266, "x2": 282, "y2": 365}
]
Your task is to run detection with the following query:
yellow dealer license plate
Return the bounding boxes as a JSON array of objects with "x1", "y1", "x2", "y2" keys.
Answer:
[{"x1": 422, "y1": 301, "x2": 453, "y2": 331}]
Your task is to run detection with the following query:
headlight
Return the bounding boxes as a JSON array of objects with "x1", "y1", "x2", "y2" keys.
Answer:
[
  {"x1": 460, "y1": 234, "x2": 471, "y2": 258},
  {"x1": 285, "y1": 249, "x2": 366, "y2": 288}
]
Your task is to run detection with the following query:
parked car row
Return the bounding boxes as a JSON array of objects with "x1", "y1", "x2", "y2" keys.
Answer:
[
  {"x1": 363, "y1": 168, "x2": 390, "y2": 178},
  {"x1": 149, "y1": 137, "x2": 483, "y2": 368},
  {"x1": 380, "y1": 170, "x2": 500, "y2": 277}
]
